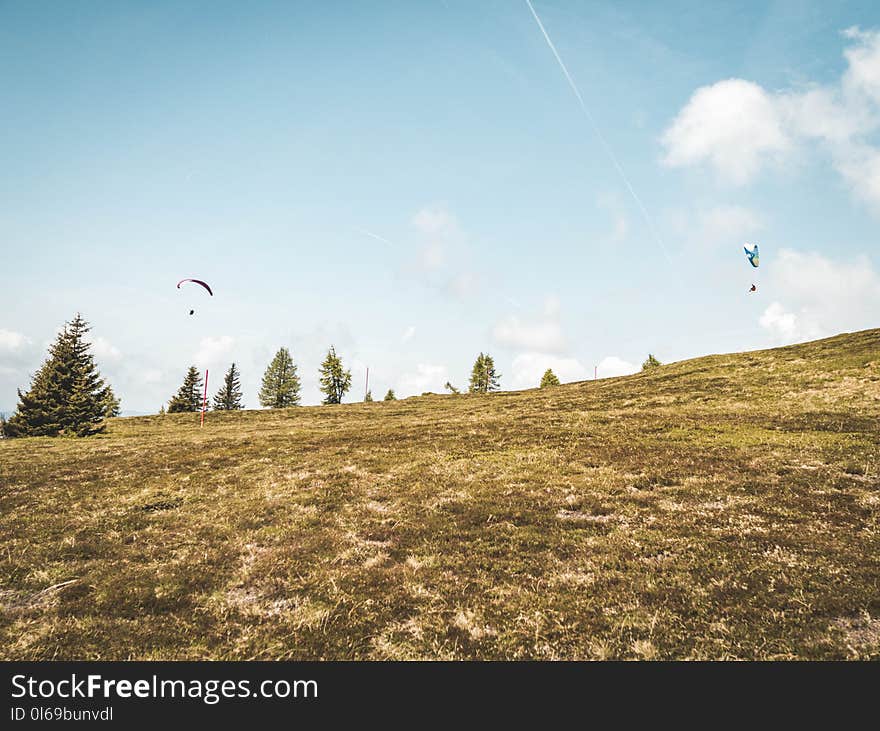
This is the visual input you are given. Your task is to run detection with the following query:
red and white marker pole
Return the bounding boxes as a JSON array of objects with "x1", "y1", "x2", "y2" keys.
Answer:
[{"x1": 200, "y1": 369, "x2": 209, "y2": 427}]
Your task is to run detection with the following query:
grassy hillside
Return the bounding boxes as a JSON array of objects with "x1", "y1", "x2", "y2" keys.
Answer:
[{"x1": 1, "y1": 330, "x2": 878, "y2": 660}]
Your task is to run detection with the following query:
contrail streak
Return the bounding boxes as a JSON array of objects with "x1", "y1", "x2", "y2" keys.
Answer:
[
  {"x1": 524, "y1": 0, "x2": 672, "y2": 266},
  {"x1": 355, "y1": 227, "x2": 397, "y2": 247}
]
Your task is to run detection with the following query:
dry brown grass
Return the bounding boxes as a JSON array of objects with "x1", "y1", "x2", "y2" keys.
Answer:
[{"x1": 1, "y1": 329, "x2": 878, "y2": 659}]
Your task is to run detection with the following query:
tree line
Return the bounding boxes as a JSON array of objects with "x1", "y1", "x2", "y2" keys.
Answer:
[
  {"x1": 164, "y1": 345, "x2": 352, "y2": 413},
  {"x1": 1, "y1": 313, "x2": 663, "y2": 438},
  {"x1": 164, "y1": 349, "x2": 509, "y2": 414}
]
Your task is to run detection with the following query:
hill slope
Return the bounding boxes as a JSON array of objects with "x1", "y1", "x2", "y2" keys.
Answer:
[{"x1": 1, "y1": 330, "x2": 878, "y2": 659}]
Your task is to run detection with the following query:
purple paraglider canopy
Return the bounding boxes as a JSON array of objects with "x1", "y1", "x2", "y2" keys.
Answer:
[{"x1": 177, "y1": 278, "x2": 213, "y2": 296}]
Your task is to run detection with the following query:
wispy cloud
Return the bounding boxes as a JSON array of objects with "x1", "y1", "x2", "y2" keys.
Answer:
[
  {"x1": 493, "y1": 296, "x2": 566, "y2": 353},
  {"x1": 408, "y1": 204, "x2": 482, "y2": 299},
  {"x1": 0, "y1": 329, "x2": 31, "y2": 352},
  {"x1": 398, "y1": 363, "x2": 450, "y2": 396},
  {"x1": 194, "y1": 335, "x2": 235, "y2": 367},
  {"x1": 91, "y1": 336, "x2": 122, "y2": 362}
]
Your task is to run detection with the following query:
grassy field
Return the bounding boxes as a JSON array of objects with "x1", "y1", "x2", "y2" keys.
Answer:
[{"x1": 1, "y1": 330, "x2": 878, "y2": 660}]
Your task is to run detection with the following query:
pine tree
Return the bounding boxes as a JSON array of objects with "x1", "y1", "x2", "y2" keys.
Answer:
[
  {"x1": 384, "y1": 389, "x2": 396, "y2": 401},
  {"x1": 364, "y1": 390, "x2": 373, "y2": 402},
  {"x1": 642, "y1": 354, "x2": 662, "y2": 371},
  {"x1": 167, "y1": 366, "x2": 203, "y2": 413},
  {"x1": 3, "y1": 314, "x2": 119, "y2": 437},
  {"x1": 102, "y1": 390, "x2": 121, "y2": 417},
  {"x1": 213, "y1": 362, "x2": 244, "y2": 410},
  {"x1": 259, "y1": 348, "x2": 301, "y2": 408},
  {"x1": 540, "y1": 368, "x2": 561, "y2": 388},
  {"x1": 468, "y1": 354, "x2": 485, "y2": 393},
  {"x1": 468, "y1": 352, "x2": 501, "y2": 394},
  {"x1": 319, "y1": 346, "x2": 352, "y2": 405}
]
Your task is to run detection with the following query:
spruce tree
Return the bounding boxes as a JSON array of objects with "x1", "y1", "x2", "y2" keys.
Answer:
[
  {"x1": 167, "y1": 366, "x2": 203, "y2": 413},
  {"x1": 468, "y1": 354, "x2": 484, "y2": 393},
  {"x1": 4, "y1": 314, "x2": 119, "y2": 437},
  {"x1": 468, "y1": 353, "x2": 501, "y2": 394},
  {"x1": 259, "y1": 348, "x2": 301, "y2": 408},
  {"x1": 102, "y1": 390, "x2": 121, "y2": 417},
  {"x1": 540, "y1": 368, "x2": 561, "y2": 388},
  {"x1": 319, "y1": 346, "x2": 352, "y2": 405},
  {"x1": 213, "y1": 362, "x2": 244, "y2": 410},
  {"x1": 384, "y1": 389, "x2": 396, "y2": 401},
  {"x1": 641, "y1": 354, "x2": 662, "y2": 371}
]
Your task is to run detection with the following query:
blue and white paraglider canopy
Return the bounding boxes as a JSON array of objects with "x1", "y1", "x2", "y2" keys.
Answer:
[
  {"x1": 743, "y1": 243, "x2": 760, "y2": 293},
  {"x1": 744, "y1": 243, "x2": 759, "y2": 268}
]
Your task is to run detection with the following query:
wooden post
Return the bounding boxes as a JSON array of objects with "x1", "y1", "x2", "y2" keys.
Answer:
[{"x1": 365, "y1": 367, "x2": 369, "y2": 401}]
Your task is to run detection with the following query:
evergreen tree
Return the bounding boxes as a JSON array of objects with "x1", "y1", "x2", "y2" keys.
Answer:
[
  {"x1": 468, "y1": 352, "x2": 501, "y2": 394},
  {"x1": 167, "y1": 366, "x2": 203, "y2": 413},
  {"x1": 540, "y1": 368, "x2": 561, "y2": 388},
  {"x1": 319, "y1": 346, "x2": 352, "y2": 404},
  {"x1": 4, "y1": 314, "x2": 119, "y2": 437},
  {"x1": 102, "y1": 390, "x2": 121, "y2": 418},
  {"x1": 444, "y1": 381, "x2": 461, "y2": 394},
  {"x1": 384, "y1": 389, "x2": 396, "y2": 401},
  {"x1": 213, "y1": 362, "x2": 244, "y2": 410},
  {"x1": 642, "y1": 354, "x2": 662, "y2": 371},
  {"x1": 364, "y1": 390, "x2": 373, "y2": 402},
  {"x1": 259, "y1": 348, "x2": 301, "y2": 408}
]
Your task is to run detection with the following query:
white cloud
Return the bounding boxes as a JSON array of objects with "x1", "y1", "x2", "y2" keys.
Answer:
[
  {"x1": 407, "y1": 204, "x2": 481, "y2": 298},
  {"x1": 760, "y1": 249, "x2": 880, "y2": 343},
  {"x1": 492, "y1": 296, "x2": 566, "y2": 352},
  {"x1": 671, "y1": 204, "x2": 764, "y2": 251},
  {"x1": 401, "y1": 326, "x2": 416, "y2": 343},
  {"x1": 597, "y1": 356, "x2": 638, "y2": 378},
  {"x1": 510, "y1": 352, "x2": 588, "y2": 390},
  {"x1": 759, "y1": 302, "x2": 811, "y2": 342},
  {"x1": 194, "y1": 335, "x2": 235, "y2": 366},
  {"x1": 90, "y1": 336, "x2": 122, "y2": 362},
  {"x1": 834, "y1": 142, "x2": 880, "y2": 207},
  {"x1": 447, "y1": 271, "x2": 481, "y2": 298},
  {"x1": 842, "y1": 26, "x2": 880, "y2": 104},
  {"x1": 412, "y1": 205, "x2": 460, "y2": 272},
  {"x1": 778, "y1": 87, "x2": 869, "y2": 145},
  {"x1": 662, "y1": 79, "x2": 791, "y2": 184},
  {"x1": 662, "y1": 29, "x2": 880, "y2": 208},
  {"x1": 398, "y1": 363, "x2": 449, "y2": 396},
  {"x1": 412, "y1": 206, "x2": 457, "y2": 236},
  {"x1": 143, "y1": 369, "x2": 164, "y2": 384},
  {"x1": 699, "y1": 205, "x2": 763, "y2": 244},
  {"x1": 0, "y1": 329, "x2": 30, "y2": 352},
  {"x1": 493, "y1": 316, "x2": 565, "y2": 352}
]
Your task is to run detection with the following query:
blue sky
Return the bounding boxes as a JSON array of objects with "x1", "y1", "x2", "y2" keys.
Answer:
[{"x1": 2, "y1": 0, "x2": 879, "y2": 412}]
